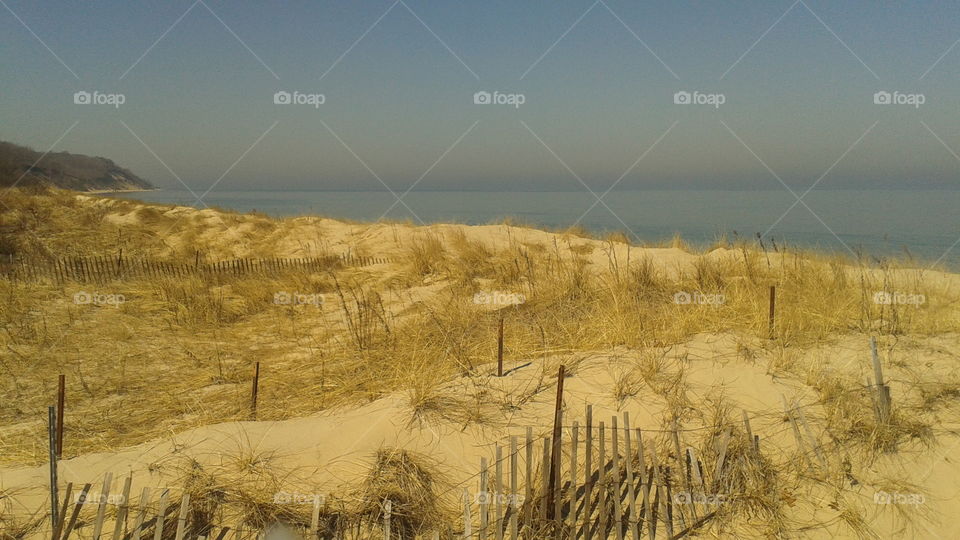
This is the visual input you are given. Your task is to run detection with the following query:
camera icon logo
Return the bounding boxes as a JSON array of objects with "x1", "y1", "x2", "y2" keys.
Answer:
[
  {"x1": 673, "y1": 91, "x2": 691, "y2": 105},
  {"x1": 474, "y1": 91, "x2": 492, "y2": 105},
  {"x1": 873, "y1": 91, "x2": 891, "y2": 105},
  {"x1": 274, "y1": 91, "x2": 292, "y2": 105},
  {"x1": 74, "y1": 291, "x2": 93, "y2": 305},
  {"x1": 673, "y1": 291, "x2": 692, "y2": 305},
  {"x1": 274, "y1": 291, "x2": 292, "y2": 305},
  {"x1": 73, "y1": 91, "x2": 92, "y2": 105}
]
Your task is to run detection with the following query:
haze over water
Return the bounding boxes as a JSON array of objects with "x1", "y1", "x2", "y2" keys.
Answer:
[{"x1": 7, "y1": 0, "x2": 960, "y2": 268}]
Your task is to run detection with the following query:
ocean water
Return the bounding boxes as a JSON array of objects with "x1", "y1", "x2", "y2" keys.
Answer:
[{"x1": 112, "y1": 189, "x2": 960, "y2": 268}]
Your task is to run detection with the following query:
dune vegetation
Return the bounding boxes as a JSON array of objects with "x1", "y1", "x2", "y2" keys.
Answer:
[{"x1": 1, "y1": 187, "x2": 959, "y2": 538}]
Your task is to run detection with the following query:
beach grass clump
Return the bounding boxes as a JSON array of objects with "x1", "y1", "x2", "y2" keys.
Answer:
[{"x1": 355, "y1": 448, "x2": 453, "y2": 538}]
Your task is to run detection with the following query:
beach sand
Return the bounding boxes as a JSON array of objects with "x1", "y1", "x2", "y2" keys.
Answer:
[{"x1": 1, "y1": 191, "x2": 958, "y2": 538}]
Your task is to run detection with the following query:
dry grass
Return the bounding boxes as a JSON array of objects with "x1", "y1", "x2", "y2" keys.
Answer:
[
  {"x1": 0, "y1": 489, "x2": 44, "y2": 540},
  {"x1": 3, "y1": 189, "x2": 958, "y2": 465},
  {"x1": 2, "y1": 188, "x2": 959, "y2": 538}
]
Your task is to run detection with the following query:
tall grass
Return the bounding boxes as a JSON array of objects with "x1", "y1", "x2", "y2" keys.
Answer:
[{"x1": 1, "y1": 188, "x2": 958, "y2": 537}]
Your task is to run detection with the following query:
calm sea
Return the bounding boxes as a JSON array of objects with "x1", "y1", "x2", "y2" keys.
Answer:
[{"x1": 112, "y1": 190, "x2": 960, "y2": 268}]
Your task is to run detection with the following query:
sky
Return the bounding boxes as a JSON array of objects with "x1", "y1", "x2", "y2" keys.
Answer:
[{"x1": 2, "y1": 0, "x2": 960, "y2": 193}]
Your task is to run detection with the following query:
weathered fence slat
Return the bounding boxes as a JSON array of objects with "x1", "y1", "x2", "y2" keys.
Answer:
[
  {"x1": 130, "y1": 487, "x2": 152, "y2": 540},
  {"x1": 60, "y1": 483, "x2": 91, "y2": 540},
  {"x1": 152, "y1": 489, "x2": 170, "y2": 540},
  {"x1": 509, "y1": 436, "x2": 518, "y2": 540},
  {"x1": 610, "y1": 416, "x2": 624, "y2": 540},
  {"x1": 174, "y1": 493, "x2": 190, "y2": 540},
  {"x1": 51, "y1": 482, "x2": 73, "y2": 540},
  {"x1": 92, "y1": 472, "x2": 113, "y2": 540},
  {"x1": 111, "y1": 474, "x2": 132, "y2": 540},
  {"x1": 494, "y1": 445, "x2": 503, "y2": 540},
  {"x1": 479, "y1": 457, "x2": 488, "y2": 540},
  {"x1": 598, "y1": 421, "x2": 607, "y2": 539},
  {"x1": 622, "y1": 413, "x2": 640, "y2": 540}
]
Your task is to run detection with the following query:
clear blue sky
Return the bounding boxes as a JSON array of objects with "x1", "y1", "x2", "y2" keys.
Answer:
[{"x1": 2, "y1": 0, "x2": 959, "y2": 192}]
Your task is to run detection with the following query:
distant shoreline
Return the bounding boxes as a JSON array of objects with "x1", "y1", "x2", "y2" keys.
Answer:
[{"x1": 85, "y1": 188, "x2": 159, "y2": 194}]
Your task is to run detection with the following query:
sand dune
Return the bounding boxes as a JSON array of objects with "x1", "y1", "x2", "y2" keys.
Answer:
[{"x1": 1, "y1": 190, "x2": 959, "y2": 538}]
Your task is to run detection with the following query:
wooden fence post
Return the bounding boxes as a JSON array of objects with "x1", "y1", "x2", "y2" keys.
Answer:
[
  {"x1": 47, "y1": 407, "x2": 59, "y2": 529},
  {"x1": 870, "y1": 337, "x2": 891, "y2": 424},
  {"x1": 56, "y1": 375, "x2": 65, "y2": 458},
  {"x1": 497, "y1": 315, "x2": 504, "y2": 377},
  {"x1": 546, "y1": 365, "x2": 565, "y2": 520},
  {"x1": 250, "y1": 362, "x2": 260, "y2": 420},
  {"x1": 768, "y1": 285, "x2": 776, "y2": 339}
]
